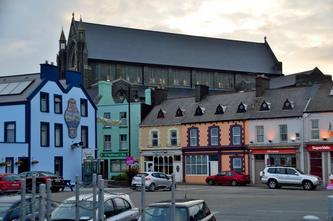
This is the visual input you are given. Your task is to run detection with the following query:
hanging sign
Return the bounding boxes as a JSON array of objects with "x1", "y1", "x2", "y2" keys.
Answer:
[{"x1": 64, "y1": 98, "x2": 81, "y2": 139}]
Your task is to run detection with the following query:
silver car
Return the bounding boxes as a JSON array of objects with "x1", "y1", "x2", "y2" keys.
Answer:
[
  {"x1": 260, "y1": 166, "x2": 321, "y2": 190},
  {"x1": 131, "y1": 172, "x2": 172, "y2": 192},
  {"x1": 51, "y1": 193, "x2": 139, "y2": 221}
]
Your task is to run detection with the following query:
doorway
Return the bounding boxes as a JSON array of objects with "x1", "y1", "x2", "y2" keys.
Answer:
[
  {"x1": 310, "y1": 152, "x2": 322, "y2": 178},
  {"x1": 18, "y1": 157, "x2": 29, "y2": 174},
  {"x1": 54, "y1": 156, "x2": 63, "y2": 177},
  {"x1": 254, "y1": 155, "x2": 265, "y2": 184}
]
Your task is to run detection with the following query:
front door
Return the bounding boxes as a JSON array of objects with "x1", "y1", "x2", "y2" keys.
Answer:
[
  {"x1": 310, "y1": 152, "x2": 322, "y2": 178},
  {"x1": 18, "y1": 157, "x2": 29, "y2": 174},
  {"x1": 209, "y1": 161, "x2": 218, "y2": 176},
  {"x1": 255, "y1": 155, "x2": 265, "y2": 184},
  {"x1": 54, "y1": 156, "x2": 63, "y2": 177},
  {"x1": 145, "y1": 161, "x2": 154, "y2": 172},
  {"x1": 174, "y1": 163, "x2": 182, "y2": 182}
]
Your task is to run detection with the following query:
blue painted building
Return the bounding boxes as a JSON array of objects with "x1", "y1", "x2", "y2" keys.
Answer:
[
  {"x1": 0, "y1": 63, "x2": 96, "y2": 181},
  {"x1": 94, "y1": 79, "x2": 153, "y2": 179}
]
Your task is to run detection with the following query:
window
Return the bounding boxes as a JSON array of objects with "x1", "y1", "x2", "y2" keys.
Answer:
[
  {"x1": 185, "y1": 155, "x2": 208, "y2": 175},
  {"x1": 279, "y1": 124, "x2": 288, "y2": 142},
  {"x1": 104, "y1": 135, "x2": 111, "y2": 150},
  {"x1": 157, "y1": 109, "x2": 165, "y2": 119},
  {"x1": 54, "y1": 124, "x2": 63, "y2": 147},
  {"x1": 189, "y1": 128, "x2": 198, "y2": 147},
  {"x1": 237, "y1": 102, "x2": 247, "y2": 113},
  {"x1": 119, "y1": 134, "x2": 127, "y2": 150},
  {"x1": 170, "y1": 130, "x2": 177, "y2": 146},
  {"x1": 215, "y1": 104, "x2": 225, "y2": 114},
  {"x1": 4, "y1": 122, "x2": 16, "y2": 143},
  {"x1": 194, "y1": 106, "x2": 203, "y2": 116},
  {"x1": 40, "y1": 92, "x2": 49, "y2": 112},
  {"x1": 104, "y1": 199, "x2": 115, "y2": 218},
  {"x1": 40, "y1": 122, "x2": 50, "y2": 147},
  {"x1": 104, "y1": 112, "x2": 111, "y2": 119},
  {"x1": 283, "y1": 99, "x2": 294, "y2": 110},
  {"x1": 256, "y1": 126, "x2": 264, "y2": 143},
  {"x1": 260, "y1": 101, "x2": 270, "y2": 111},
  {"x1": 120, "y1": 112, "x2": 127, "y2": 126},
  {"x1": 54, "y1": 95, "x2": 62, "y2": 114},
  {"x1": 111, "y1": 160, "x2": 127, "y2": 172},
  {"x1": 232, "y1": 157, "x2": 242, "y2": 173},
  {"x1": 210, "y1": 127, "x2": 219, "y2": 146},
  {"x1": 80, "y1": 99, "x2": 88, "y2": 117},
  {"x1": 232, "y1": 126, "x2": 241, "y2": 145},
  {"x1": 151, "y1": 131, "x2": 158, "y2": 147},
  {"x1": 175, "y1": 108, "x2": 183, "y2": 117},
  {"x1": 81, "y1": 126, "x2": 88, "y2": 148},
  {"x1": 311, "y1": 119, "x2": 320, "y2": 139},
  {"x1": 5, "y1": 157, "x2": 14, "y2": 173},
  {"x1": 54, "y1": 156, "x2": 63, "y2": 177},
  {"x1": 113, "y1": 198, "x2": 132, "y2": 213}
]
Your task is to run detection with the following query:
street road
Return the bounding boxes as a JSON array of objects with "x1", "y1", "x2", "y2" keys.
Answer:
[{"x1": 52, "y1": 184, "x2": 332, "y2": 221}]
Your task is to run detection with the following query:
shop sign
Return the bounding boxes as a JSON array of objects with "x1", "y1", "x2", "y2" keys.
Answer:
[
  {"x1": 306, "y1": 145, "x2": 333, "y2": 152},
  {"x1": 100, "y1": 152, "x2": 128, "y2": 158},
  {"x1": 251, "y1": 148, "x2": 297, "y2": 154}
]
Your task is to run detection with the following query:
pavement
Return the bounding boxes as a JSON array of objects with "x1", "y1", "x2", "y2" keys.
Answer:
[{"x1": 50, "y1": 184, "x2": 333, "y2": 221}]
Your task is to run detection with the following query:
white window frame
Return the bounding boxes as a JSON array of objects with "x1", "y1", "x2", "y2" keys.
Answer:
[
  {"x1": 210, "y1": 127, "x2": 219, "y2": 146},
  {"x1": 151, "y1": 131, "x2": 159, "y2": 147},
  {"x1": 104, "y1": 135, "x2": 111, "y2": 150},
  {"x1": 170, "y1": 130, "x2": 177, "y2": 146},
  {"x1": 279, "y1": 124, "x2": 288, "y2": 142},
  {"x1": 189, "y1": 128, "x2": 198, "y2": 147},
  {"x1": 256, "y1": 125, "x2": 264, "y2": 143},
  {"x1": 119, "y1": 134, "x2": 127, "y2": 150},
  {"x1": 185, "y1": 155, "x2": 208, "y2": 175},
  {"x1": 311, "y1": 119, "x2": 320, "y2": 140},
  {"x1": 232, "y1": 126, "x2": 241, "y2": 145}
]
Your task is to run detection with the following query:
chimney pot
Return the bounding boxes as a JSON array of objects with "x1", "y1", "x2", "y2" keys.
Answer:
[
  {"x1": 195, "y1": 84, "x2": 209, "y2": 102},
  {"x1": 45, "y1": 60, "x2": 48, "y2": 64}
]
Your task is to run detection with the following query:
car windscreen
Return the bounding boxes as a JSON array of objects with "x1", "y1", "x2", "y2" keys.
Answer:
[
  {"x1": 51, "y1": 201, "x2": 94, "y2": 221},
  {"x1": 0, "y1": 204, "x2": 12, "y2": 220},
  {"x1": 143, "y1": 206, "x2": 188, "y2": 221},
  {"x1": 3, "y1": 175, "x2": 20, "y2": 181}
]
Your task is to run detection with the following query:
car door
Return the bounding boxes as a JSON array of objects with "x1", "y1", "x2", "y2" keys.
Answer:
[
  {"x1": 151, "y1": 173, "x2": 163, "y2": 188},
  {"x1": 286, "y1": 168, "x2": 302, "y2": 185},
  {"x1": 111, "y1": 197, "x2": 139, "y2": 221},
  {"x1": 158, "y1": 173, "x2": 170, "y2": 188},
  {"x1": 216, "y1": 172, "x2": 226, "y2": 185}
]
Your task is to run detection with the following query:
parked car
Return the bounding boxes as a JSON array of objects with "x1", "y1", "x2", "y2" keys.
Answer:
[
  {"x1": 205, "y1": 171, "x2": 250, "y2": 186},
  {"x1": 19, "y1": 171, "x2": 65, "y2": 192},
  {"x1": 131, "y1": 172, "x2": 173, "y2": 192},
  {"x1": 51, "y1": 193, "x2": 139, "y2": 221},
  {"x1": 260, "y1": 166, "x2": 321, "y2": 190},
  {"x1": 140, "y1": 199, "x2": 216, "y2": 221},
  {"x1": 0, "y1": 195, "x2": 43, "y2": 221},
  {"x1": 0, "y1": 174, "x2": 21, "y2": 194}
]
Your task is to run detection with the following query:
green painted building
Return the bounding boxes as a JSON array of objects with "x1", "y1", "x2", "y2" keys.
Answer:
[{"x1": 95, "y1": 79, "x2": 153, "y2": 179}]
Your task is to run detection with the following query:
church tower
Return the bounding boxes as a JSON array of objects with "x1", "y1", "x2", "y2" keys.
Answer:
[{"x1": 57, "y1": 28, "x2": 67, "y2": 79}]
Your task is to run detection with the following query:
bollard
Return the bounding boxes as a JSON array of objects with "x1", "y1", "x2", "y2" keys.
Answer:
[
  {"x1": 92, "y1": 174, "x2": 97, "y2": 221},
  {"x1": 75, "y1": 176, "x2": 80, "y2": 221},
  {"x1": 303, "y1": 215, "x2": 320, "y2": 220},
  {"x1": 97, "y1": 178, "x2": 104, "y2": 221},
  {"x1": 329, "y1": 195, "x2": 333, "y2": 220},
  {"x1": 39, "y1": 184, "x2": 46, "y2": 221},
  {"x1": 141, "y1": 174, "x2": 145, "y2": 221},
  {"x1": 31, "y1": 175, "x2": 36, "y2": 221},
  {"x1": 46, "y1": 179, "x2": 52, "y2": 221},
  {"x1": 20, "y1": 179, "x2": 26, "y2": 221},
  {"x1": 170, "y1": 174, "x2": 176, "y2": 221}
]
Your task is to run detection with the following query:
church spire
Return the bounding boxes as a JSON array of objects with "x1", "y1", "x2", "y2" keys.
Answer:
[{"x1": 60, "y1": 27, "x2": 66, "y2": 41}]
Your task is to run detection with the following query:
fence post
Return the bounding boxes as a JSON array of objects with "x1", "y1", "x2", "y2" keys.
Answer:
[
  {"x1": 75, "y1": 176, "x2": 80, "y2": 221},
  {"x1": 46, "y1": 179, "x2": 52, "y2": 221},
  {"x1": 328, "y1": 195, "x2": 333, "y2": 221},
  {"x1": 141, "y1": 174, "x2": 145, "y2": 221},
  {"x1": 92, "y1": 174, "x2": 97, "y2": 221},
  {"x1": 20, "y1": 178, "x2": 26, "y2": 221},
  {"x1": 39, "y1": 184, "x2": 46, "y2": 221},
  {"x1": 98, "y1": 178, "x2": 104, "y2": 221},
  {"x1": 170, "y1": 174, "x2": 176, "y2": 221},
  {"x1": 31, "y1": 174, "x2": 36, "y2": 221}
]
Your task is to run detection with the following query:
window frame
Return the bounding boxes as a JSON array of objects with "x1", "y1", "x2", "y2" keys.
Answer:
[
  {"x1": 80, "y1": 99, "x2": 88, "y2": 117},
  {"x1": 81, "y1": 126, "x2": 89, "y2": 148},
  {"x1": 256, "y1": 125, "x2": 264, "y2": 143},
  {"x1": 279, "y1": 124, "x2": 288, "y2": 142},
  {"x1": 40, "y1": 122, "x2": 50, "y2": 147},
  {"x1": 151, "y1": 131, "x2": 159, "y2": 147},
  {"x1": 119, "y1": 112, "x2": 127, "y2": 126},
  {"x1": 170, "y1": 130, "x2": 177, "y2": 146},
  {"x1": 104, "y1": 135, "x2": 111, "y2": 150},
  {"x1": 4, "y1": 121, "x2": 16, "y2": 143},
  {"x1": 231, "y1": 157, "x2": 243, "y2": 173},
  {"x1": 185, "y1": 155, "x2": 208, "y2": 175},
  {"x1": 209, "y1": 126, "x2": 219, "y2": 146},
  {"x1": 54, "y1": 123, "x2": 63, "y2": 147},
  {"x1": 231, "y1": 125, "x2": 242, "y2": 146},
  {"x1": 53, "y1": 94, "x2": 62, "y2": 114},
  {"x1": 40, "y1": 92, "x2": 49, "y2": 112},
  {"x1": 188, "y1": 128, "x2": 199, "y2": 147},
  {"x1": 119, "y1": 134, "x2": 128, "y2": 150},
  {"x1": 311, "y1": 119, "x2": 320, "y2": 140}
]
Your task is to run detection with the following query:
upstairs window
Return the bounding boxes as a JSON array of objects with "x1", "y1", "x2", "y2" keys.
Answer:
[
  {"x1": 151, "y1": 131, "x2": 159, "y2": 147},
  {"x1": 175, "y1": 107, "x2": 183, "y2": 117},
  {"x1": 170, "y1": 130, "x2": 177, "y2": 146},
  {"x1": 120, "y1": 112, "x2": 127, "y2": 126},
  {"x1": 231, "y1": 125, "x2": 242, "y2": 145},
  {"x1": 4, "y1": 122, "x2": 16, "y2": 143},
  {"x1": 104, "y1": 112, "x2": 111, "y2": 119},
  {"x1": 40, "y1": 92, "x2": 49, "y2": 112},
  {"x1": 81, "y1": 126, "x2": 88, "y2": 148},
  {"x1": 80, "y1": 99, "x2": 88, "y2": 117},
  {"x1": 311, "y1": 119, "x2": 320, "y2": 139},
  {"x1": 237, "y1": 102, "x2": 247, "y2": 113},
  {"x1": 54, "y1": 95, "x2": 62, "y2": 114},
  {"x1": 256, "y1": 125, "x2": 264, "y2": 143},
  {"x1": 189, "y1": 128, "x2": 199, "y2": 147},
  {"x1": 157, "y1": 109, "x2": 165, "y2": 119},
  {"x1": 104, "y1": 135, "x2": 111, "y2": 150},
  {"x1": 40, "y1": 122, "x2": 50, "y2": 147},
  {"x1": 119, "y1": 134, "x2": 127, "y2": 150},
  {"x1": 215, "y1": 104, "x2": 225, "y2": 115},
  {"x1": 209, "y1": 127, "x2": 219, "y2": 146},
  {"x1": 283, "y1": 99, "x2": 294, "y2": 110},
  {"x1": 260, "y1": 101, "x2": 270, "y2": 111},
  {"x1": 279, "y1": 124, "x2": 288, "y2": 142},
  {"x1": 54, "y1": 124, "x2": 63, "y2": 147}
]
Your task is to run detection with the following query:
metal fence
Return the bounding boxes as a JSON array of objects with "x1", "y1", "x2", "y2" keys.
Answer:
[{"x1": 0, "y1": 174, "x2": 177, "y2": 221}]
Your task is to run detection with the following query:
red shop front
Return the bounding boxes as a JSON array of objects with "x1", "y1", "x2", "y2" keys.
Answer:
[{"x1": 306, "y1": 144, "x2": 333, "y2": 179}]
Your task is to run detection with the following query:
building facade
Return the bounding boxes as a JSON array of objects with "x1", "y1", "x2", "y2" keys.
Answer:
[{"x1": 0, "y1": 63, "x2": 96, "y2": 181}]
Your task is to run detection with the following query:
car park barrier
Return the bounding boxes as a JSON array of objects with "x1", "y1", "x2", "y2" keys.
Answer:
[
  {"x1": 141, "y1": 174, "x2": 145, "y2": 221},
  {"x1": 20, "y1": 178, "x2": 26, "y2": 221}
]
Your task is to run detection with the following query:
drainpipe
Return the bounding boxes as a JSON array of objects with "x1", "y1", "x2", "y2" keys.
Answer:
[{"x1": 301, "y1": 98, "x2": 312, "y2": 172}]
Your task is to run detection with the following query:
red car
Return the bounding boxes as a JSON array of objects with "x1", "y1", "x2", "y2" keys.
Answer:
[
  {"x1": 206, "y1": 171, "x2": 250, "y2": 186},
  {"x1": 0, "y1": 174, "x2": 21, "y2": 194}
]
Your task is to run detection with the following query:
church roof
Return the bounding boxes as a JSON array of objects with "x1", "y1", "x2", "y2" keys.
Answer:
[{"x1": 76, "y1": 21, "x2": 283, "y2": 75}]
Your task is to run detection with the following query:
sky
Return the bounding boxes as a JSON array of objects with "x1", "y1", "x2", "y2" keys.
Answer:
[{"x1": 0, "y1": 0, "x2": 332, "y2": 76}]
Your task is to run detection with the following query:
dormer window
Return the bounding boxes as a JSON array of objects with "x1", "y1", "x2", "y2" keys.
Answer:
[
  {"x1": 237, "y1": 102, "x2": 247, "y2": 113},
  {"x1": 194, "y1": 106, "x2": 205, "y2": 116},
  {"x1": 215, "y1": 104, "x2": 226, "y2": 115},
  {"x1": 157, "y1": 109, "x2": 165, "y2": 119},
  {"x1": 175, "y1": 107, "x2": 183, "y2": 117},
  {"x1": 283, "y1": 99, "x2": 294, "y2": 110},
  {"x1": 260, "y1": 101, "x2": 271, "y2": 111}
]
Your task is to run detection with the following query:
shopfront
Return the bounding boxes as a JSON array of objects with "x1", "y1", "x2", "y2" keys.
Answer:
[{"x1": 250, "y1": 148, "x2": 299, "y2": 184}]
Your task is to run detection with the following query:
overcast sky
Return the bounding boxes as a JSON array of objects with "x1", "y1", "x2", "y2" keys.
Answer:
[{"x1": 0, "y1": 0, "x2": 332, "y2": 76}]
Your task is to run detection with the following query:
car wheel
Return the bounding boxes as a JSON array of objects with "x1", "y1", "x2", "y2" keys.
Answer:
[
  {"x1": 231, "y1": 180, "x2": 237, "y2": 186},
  {"x1": 303, "y1": 181, "x2": 313, "y2": 190},
  {"x1": 268, "y1": 179, "x2": 278, "y2": 189},
  {"x1": 208, "y1": 180, "x2": 215, "y2": 185},
  {"x1": 149, "y1": 183, "x2": 156, "y2": 192}
]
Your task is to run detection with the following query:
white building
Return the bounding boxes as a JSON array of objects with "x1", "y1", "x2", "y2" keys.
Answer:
[{"x1": 0, "y1": 63, "x2": 96, "y2": 181}]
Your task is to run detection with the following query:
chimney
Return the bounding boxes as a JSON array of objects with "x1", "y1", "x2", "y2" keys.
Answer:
[
  {"x1": 40, "y1": 62, "x2": 59, "y2": 82},
  {"x1": 256, "y1": 75, "x2": 270, "y2": 97},
  {"x1": 65, "y1": 70, "x2": 83, "y2": 87},
  {"x1": 151, "y1": 87, "x2": 168, "y2": 106},
  {"x1": 195, "y1": 84, "x2": 209, "y2": 102}
]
